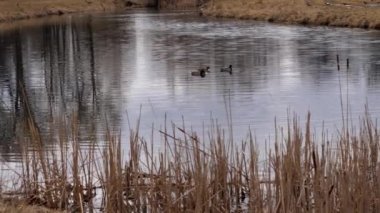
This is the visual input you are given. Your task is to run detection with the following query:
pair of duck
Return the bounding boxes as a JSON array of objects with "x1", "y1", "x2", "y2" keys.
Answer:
[{"x1": 191, "y1": 65, "x2": 233, "y2": 78}]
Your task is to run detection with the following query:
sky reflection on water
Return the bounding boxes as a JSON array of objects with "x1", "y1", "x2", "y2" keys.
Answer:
[{"x1": 1, "y1": 10, "x2": 380, "y2": 161}]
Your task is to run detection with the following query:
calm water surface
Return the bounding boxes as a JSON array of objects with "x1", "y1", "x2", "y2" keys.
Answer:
[{"x1": 1, "y1": 10, "x2": 380, "y2": 161}]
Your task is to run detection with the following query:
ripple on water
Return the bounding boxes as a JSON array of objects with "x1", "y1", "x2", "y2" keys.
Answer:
[{"x1": 0, "y1": 10, "x2": 379, "y2": 160}]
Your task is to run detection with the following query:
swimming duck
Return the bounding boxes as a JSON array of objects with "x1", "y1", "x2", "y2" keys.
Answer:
[
  {"x1": 191, "y1": 66, "x2": 210, "y2": 78},
  {"x1": 220, "y1": 65, "x2": 232, "y2": 75}
]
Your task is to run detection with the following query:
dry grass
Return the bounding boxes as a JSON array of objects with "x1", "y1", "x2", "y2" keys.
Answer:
[
  {"x1": 203, "y1": 0, "x2": 380, "y2": 29},
  {"x1": 0, "y1": 106, "x2": 378, "y2": 212},
  {"x1": 1, "y1": 77, "x2": 379, "y2": 211},
  {"x1": 0, "y1": 0, "x2": 127, "y2": 22},
  {"x1": 1, "y1": 0, "x2": 379, "y2": 30},
  {"x1": 159, "y1": 0, "x2": 199, "y2": 9},
  {"x1": 0, "y1": 200, "x2": 63, "y2": 213}
]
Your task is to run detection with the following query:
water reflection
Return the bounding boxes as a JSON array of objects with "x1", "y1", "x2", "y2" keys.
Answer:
[{"x1": 1, "y1": 10, "x2": 380, "y2": 161}]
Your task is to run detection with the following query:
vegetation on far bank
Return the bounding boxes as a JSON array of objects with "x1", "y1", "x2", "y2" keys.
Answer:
[
  {"x1": 203, "y1": 0, "x2": 380, "y2": 29},
  {"x1": 0, "y1": 0, "x2": 127, "y2": 23},
  {"x1": 1, "y1": 0, "x2": 379, "y2": 30}
]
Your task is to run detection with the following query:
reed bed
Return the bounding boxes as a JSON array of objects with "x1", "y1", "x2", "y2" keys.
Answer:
[{"x1": 1, "y1": 109, "x2": 380, "y2": 212}]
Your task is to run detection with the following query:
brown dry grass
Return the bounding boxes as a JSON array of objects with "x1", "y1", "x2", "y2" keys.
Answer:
[
  {"x1": 0, "y1": 107, "x2": 377, "y2": 212},
  {"x1": 1, "y1": 80, "x2": 380, "y2": 212},
  {"x1": 0, "y1": 0, "x2": 126, "y2": 22},
  {"x1": 203, "y1": 0, "x2": 380, "y2": 29},
  {"x1": 0, "y1": 200, "x2": 63, "y2": 213},
  {"x1": 159, "y1": 0, "x2": 198, "y2": 9}
]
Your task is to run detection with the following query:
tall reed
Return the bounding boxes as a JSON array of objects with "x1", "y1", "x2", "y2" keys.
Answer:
[{"x1": 3, "y1": 109, "x2": 380, "y2": 212}]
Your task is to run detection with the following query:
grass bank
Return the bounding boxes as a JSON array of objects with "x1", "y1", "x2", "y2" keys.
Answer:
[
  {"x1": 0, "y1": 0, "x2": 128, "y2": 23},
  {"x1": 1, "y1": 109, "x2": 380, "y2": 212},
  {"x1": 202, "y1": 0, "x2": 380, "y2": 29}
]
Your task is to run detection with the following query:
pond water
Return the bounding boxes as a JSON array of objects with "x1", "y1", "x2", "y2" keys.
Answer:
[{"x1": 1, "y1": 9, "x2": 380, "y2": 161}]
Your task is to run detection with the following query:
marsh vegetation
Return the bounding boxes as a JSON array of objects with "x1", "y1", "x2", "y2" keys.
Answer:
[
  {"x1": 1, "y1": 107, "x2": 380, "y2": 212},
  {"x1": 1, "y1": 9, "x2": 380, "y2": 212}
]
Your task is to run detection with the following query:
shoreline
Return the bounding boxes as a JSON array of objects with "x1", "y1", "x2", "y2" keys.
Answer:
[
  {"x1": 0, "y1": 0, "x2": 129, "y2": 24},
  {"x1": 202, "y1": 0, "x2": 380, "y2": 29},
  {"x1": 1, "y1": 0, "x2": 379, "y2": 30}
]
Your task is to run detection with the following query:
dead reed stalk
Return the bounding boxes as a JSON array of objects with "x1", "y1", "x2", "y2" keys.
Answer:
[{"x1": 3, "y1": 109, "x2": 379, "y2": 212}]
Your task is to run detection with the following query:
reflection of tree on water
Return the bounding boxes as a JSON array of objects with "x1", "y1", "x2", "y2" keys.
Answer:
[
  {"x1": 88, "y1": 21, "x2": 97, "y2": 105},
  {"x1": 0, "y1": 29, "x2": 36, "y2": 161},
  {"x1": 366, "y1": 41, "x2": 380, "y2": 88},
  {"x1": 0, "y1": 34, "x2": 15, "y2": 160},
  {"x1": 0, "y1": 100, "x2": 15, "y2": 161},
  {"x1": 0, "y1": 17, "x2": 122, "y2": 161},
  {"x1": 40, "y1": 18, "x2": 102, "y2": 139},
  {"x1": 14, "y1": 30, "x2": 35, "y2": 123}
]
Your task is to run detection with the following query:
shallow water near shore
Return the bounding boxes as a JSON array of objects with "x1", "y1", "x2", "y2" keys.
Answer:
[{"x1": 1, "y1": 9, "x2": 380, "y2": 161}]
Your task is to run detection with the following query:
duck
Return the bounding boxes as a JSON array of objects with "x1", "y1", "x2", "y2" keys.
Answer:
[
  {"x1": 220, "y1": 65, "x2": 232, "y2": 75},
  {"x1": 191, "y1": 66, "x2": 210, "y2": 78}
]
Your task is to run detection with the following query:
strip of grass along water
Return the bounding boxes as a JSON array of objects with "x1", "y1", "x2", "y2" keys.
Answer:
[{"x1": 202, "y1": 0, "x2": 380, "y2": 29}]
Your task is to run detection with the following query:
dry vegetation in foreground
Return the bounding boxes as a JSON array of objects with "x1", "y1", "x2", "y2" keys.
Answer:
[
  {"x1": 203, "y1": 0, "x2": 380, "y2": 29},
  {"x1": 0, "y1": 108, "x2": 379, "y2": 212},
  {"x1": 0, "y1": 200, "x2": 62, "y2": 213}
]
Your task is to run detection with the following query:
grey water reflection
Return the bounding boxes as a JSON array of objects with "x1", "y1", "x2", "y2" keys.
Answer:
[{"x1": 1, "y1": 10, "x2": 380, "y2": 161}]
